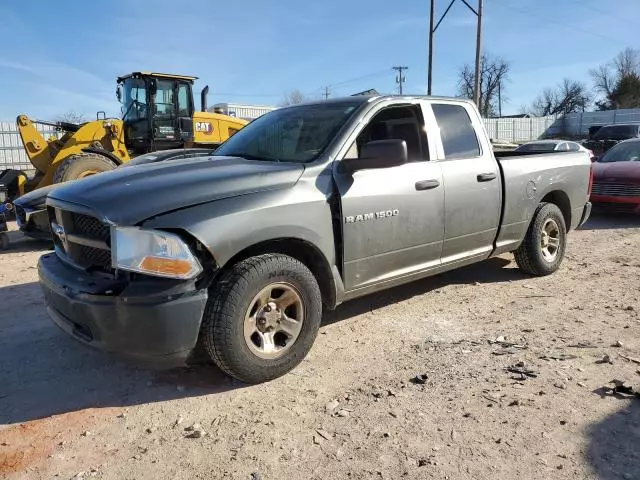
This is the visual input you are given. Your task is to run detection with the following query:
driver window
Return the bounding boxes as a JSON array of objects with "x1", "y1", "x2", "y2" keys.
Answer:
[{"x1": 345, "y1": 105, "x2": 429, "y2": 162}]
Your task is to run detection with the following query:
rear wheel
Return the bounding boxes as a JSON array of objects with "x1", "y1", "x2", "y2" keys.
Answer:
[
  {"x1": 201, "y1": 254, "x2": 322, "y2": 384},
  {"x1": 53, "y1": 153, "x2": 117, "y2": 183},
  {"x1": 514, "y1": 202, "x2": 567, "y2": 276}
]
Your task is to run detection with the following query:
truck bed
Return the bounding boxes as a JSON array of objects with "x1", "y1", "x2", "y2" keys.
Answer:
[{"x1": 493, "y1": 150, "x2": 592, "y2": 255}]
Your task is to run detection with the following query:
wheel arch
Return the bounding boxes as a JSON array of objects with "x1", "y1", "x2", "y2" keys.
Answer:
[
  {"x1": 81, "y1": 148, "x2": 123, "y2": 166},
  {"x1": 216, "y1": 237, "x2": 338, "y2": 310},
  {"x1": 540, "y1": 190, "x2": 571, "y2": 229}
]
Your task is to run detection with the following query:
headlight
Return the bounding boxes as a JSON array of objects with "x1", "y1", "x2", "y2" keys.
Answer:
[{"x1": 111, "y1": 227, "x2": 203, "y2": 280}]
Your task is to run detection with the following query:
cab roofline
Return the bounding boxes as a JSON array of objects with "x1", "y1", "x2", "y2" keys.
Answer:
[
  {"x1": 117, "y1": 72, "x2": 198, "y2": 83},
  {"x1": 277, "y1": 95, "x2": 477, "y2": 109}
]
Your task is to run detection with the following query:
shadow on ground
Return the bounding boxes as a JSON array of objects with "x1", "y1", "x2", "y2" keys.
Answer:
[
  {"x1": 581, "y1": 209, "x2": 640, "y2": 231},
  {"x1": 587, "y1": 397, "x2": 640, "y2": 480},
  {"x1": 326, "y1": 256, "x2": 519, "y2": 326},
  {"x1": 0, "y1": 256, "x2": 522, "y2": 424},
  {"x1": 0, "y1": 281, "x2": 241, "y2": 425},
  {"x1": 0, "y1": 229, "x2": 52, "y2": 254}
]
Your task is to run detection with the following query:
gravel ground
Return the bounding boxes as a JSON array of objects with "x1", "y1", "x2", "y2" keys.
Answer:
[{"x1": 1, "y1": 212, "x2": 640, "y2": 480}]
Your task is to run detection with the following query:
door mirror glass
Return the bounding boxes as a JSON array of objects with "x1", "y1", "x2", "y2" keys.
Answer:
[{"x1": 343, "y1": 139, "x2": 408, "y2": 171}]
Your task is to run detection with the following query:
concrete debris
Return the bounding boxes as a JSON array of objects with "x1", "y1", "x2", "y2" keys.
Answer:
[{"x1": 325, "y1": 399, "x2": 340, "y2": 412}]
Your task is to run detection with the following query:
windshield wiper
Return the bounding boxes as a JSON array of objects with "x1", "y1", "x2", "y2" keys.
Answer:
[{"x1": 223, "y1": 152, "x2": 281, "y2": 162}]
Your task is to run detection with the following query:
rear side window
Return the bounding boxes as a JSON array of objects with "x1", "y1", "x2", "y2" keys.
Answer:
[{"x1": 432, "y1": 104, "x2": 481, "y2": 160}]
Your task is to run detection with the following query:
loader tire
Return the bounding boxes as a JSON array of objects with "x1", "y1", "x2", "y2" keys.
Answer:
[{"x1": 53, "y1": 153, "x2": 117, "y2": 184}]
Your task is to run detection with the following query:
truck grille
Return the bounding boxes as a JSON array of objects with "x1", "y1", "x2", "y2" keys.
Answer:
[
  {"x1": 591, "y1": 182, "x2": 640, "y2": 197},
  {"x1": 47, "y1": 206, "x2": 112, "y2": 270}
]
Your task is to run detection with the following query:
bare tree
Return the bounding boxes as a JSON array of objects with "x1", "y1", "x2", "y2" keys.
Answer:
[
  {"x1": 532, "y1": 79, "x2": 592, "y2": 116},
  {"x1": 590, "y1": 47, "x2": 640, "y2": 109},
  {"x1": 457, "y1": 54, "x2": 510, "y2": 117},
  {"x1": 55, "y1": 110, "x2": 87, "y2": 124},
  {"x1": 279, "y1": 89, "x2": 307, "y2": 106}
]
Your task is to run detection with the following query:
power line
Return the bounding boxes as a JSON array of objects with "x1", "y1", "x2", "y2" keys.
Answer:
[
  {"x1": 493, "y1": 0, "x2": 626, "y2": 45},
  {"x1": 392, "y1": 66, "x2": 408, "y2": 95}
]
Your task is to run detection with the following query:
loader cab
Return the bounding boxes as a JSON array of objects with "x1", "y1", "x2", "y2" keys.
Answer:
[{"x1": 117, "y1": 72, "x2": 196, "y2": 154}]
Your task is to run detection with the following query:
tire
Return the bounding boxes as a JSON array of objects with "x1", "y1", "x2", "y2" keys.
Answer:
[
  {"x1": 514, "y1": 202, "x2": 567, "y2": 276},
  {"x1": 53, "y1": 153, "x2": 117, "y2": 184},
  {"x1": 0, "y1": 233, "x2": 8, "y2": 250},
  {"x1": 201, "y1": 254, "x2": 322, "y2": 383}
]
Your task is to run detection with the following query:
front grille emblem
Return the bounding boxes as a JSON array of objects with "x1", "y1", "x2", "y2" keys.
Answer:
[{"x1": 52, "y1": 222, "x2": 69, "y2": 250}]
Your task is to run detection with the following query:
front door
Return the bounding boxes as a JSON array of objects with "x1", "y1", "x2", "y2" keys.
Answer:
[
  {"x1": 430, "y1": 102, "x2": 501, "y2": 263},
  {"x1": 334, "y1": 103, "x2": 445, "y2": 292}
]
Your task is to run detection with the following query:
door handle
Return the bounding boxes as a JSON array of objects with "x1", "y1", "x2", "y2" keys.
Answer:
[
  {"x1": 415, "y1": 179, "x2": 440, "y2": 190},
  {"x1": 477, "y1": 172, "x2": 497, "y2": 182}
]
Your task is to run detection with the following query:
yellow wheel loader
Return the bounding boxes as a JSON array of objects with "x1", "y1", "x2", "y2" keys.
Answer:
[{"x1": 2, "y1": 72, "x2": 248, "y2": 201}]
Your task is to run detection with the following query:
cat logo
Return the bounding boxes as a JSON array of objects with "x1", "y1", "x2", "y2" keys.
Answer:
[{"x1": 195, "y1": 122, "x2": 214, "y2": 135}]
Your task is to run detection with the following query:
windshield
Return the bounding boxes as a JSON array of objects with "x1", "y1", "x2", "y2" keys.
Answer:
[
  {"x1": 121, "y1": 78, "x2": 148, "y2": 121},
  {"x1": 593, "y1": 125, "x2": 639, "y2": 141},
  {"x1": 515, "y1": 142, "x2": 557, "y2": 152},
  {"x1": 214, "y1": 102, "x2": 362, "y2": 163},
  {"x1": 598, "y1": 141, "x2": 640, "y2": 163}
]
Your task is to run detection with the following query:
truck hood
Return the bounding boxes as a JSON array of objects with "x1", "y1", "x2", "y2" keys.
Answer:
[
  {"x1": 593, "y1": 161, "x2": 640, "y2": 182},
  {"x1": 47, "y1": 156, "x2": 305, "y2": 225}
]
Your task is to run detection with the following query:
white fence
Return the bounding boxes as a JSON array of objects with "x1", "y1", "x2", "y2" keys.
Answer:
[
  {"x1": 0, "y1": 121, "x2": 58, "y2": 172},
  {"x1": 484, "y1": 108, "x2": 640, "y2": 143},
  {"x1": 483, "y1": 116, "x2": 559, "y2": 143}
]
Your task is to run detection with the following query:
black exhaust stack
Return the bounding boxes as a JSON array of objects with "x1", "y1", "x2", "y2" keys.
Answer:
[{"x1": 201, "y1": 86, "x2": 209, "y2": 112}]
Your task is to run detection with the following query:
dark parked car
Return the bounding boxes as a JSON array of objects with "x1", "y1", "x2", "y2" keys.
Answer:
[
  {"x1": 590, "y1": 138, "x2": 640, "y2": 212},
  {"x1": 583, "y1": 123, "x2": 640, "y2": 156},
  {"x1": 13, "y1": 148, "x2": 218, "y2": 241}
]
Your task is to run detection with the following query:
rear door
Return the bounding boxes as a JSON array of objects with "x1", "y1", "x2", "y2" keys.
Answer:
[
  {"x1": 334, "y1": 102, "x2": 445, "y2": 291},
  {"x1": 430, "y1": 101, "x2": 501, "y2": 263}
]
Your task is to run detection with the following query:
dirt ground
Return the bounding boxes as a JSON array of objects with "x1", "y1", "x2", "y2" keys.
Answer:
[{"x1": 1, "y1": 212, "x2": 640, "y2": 480}]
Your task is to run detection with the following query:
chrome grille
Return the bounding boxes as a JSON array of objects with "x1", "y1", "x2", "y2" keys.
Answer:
[
  {"x1": 47, "y1": 206, "x2": 112, "y2": 270},
  {"x1": 592, "y1": 182, "x2": 640, "y2": 197}
]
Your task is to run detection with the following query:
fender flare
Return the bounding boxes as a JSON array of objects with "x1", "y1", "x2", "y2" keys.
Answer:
[{"x1": 81, "y1": 148, "x2": 123, "y2": 166}]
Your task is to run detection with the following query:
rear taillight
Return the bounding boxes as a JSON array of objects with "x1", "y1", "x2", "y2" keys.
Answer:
[{"x1": 588, "y1": 163, "x2": 594, "y2": 196}]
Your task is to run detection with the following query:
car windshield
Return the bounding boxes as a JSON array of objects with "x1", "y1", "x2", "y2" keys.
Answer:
[
  {"x1": 598, "y1": 141, "x2": 640, "y2": 163},
  {"x1": 515, "y1": 142, "x2": 557, "y2": 152},
  {"x1": 214, "y1": 102, "x2": 362, "y2": 163},
  {"x1": 592, "y1": 125, "x2": 639, "y2": 141}
]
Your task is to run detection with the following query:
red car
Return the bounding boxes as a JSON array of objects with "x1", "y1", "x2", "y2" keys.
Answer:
[{"x1": 590, "y1": 138, "x2": 640, "y2": 212}]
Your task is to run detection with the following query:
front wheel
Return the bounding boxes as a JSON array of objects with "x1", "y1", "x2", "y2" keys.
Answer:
[
  {"x1": 514, "y1": 202, "x2": 567, "y2": 276},
  {"x1": 201, "y1": 254, "x2": 322, "y2": 383}
]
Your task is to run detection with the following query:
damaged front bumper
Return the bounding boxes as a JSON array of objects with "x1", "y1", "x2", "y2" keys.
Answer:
[{"x1": 38, "y1": 253, "x2": 208, "y2": 363}]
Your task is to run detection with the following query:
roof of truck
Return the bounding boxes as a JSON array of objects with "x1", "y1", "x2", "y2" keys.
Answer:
[
  {"x1": 117, "y1": 72, "x2": 198, "y2": 83},
  {"x1": 280, "y1": 95, "x2": 476, "y2": 109}
]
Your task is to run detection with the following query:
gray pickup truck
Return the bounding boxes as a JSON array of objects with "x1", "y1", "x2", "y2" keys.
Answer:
[{"x1": 38, "y1": 96, "x2": 593, "y2": 383}]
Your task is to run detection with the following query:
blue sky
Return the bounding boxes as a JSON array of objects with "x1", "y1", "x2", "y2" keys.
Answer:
[{"x1": 0, "y1": 0, "x2": 638, "y2": 120}]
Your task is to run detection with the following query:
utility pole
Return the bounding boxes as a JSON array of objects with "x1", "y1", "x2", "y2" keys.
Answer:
[
  {"x1": 473, "y1": 0, "x2": 484, "y2": 109},
  {"x1": 393, "y1": 66, "x2": 408, "y2": 95},
  {"x1": 498, "y1": 78, "x2": 502, "y2": 117},
  {"x1": 428, "y1": 0, "x2": 435, "y2": 95},
  {"x1": 323, "y1": 86, "x2": 330, "y2": 100},
  {"x1": 428, "y1": 0, "x2": 483, "y2": 105}
]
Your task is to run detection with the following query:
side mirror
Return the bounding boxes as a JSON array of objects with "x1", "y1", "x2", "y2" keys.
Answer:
[
  {"x1": 116, "y1": 86, "x2": 122, "y2": 102},
  {"x1": 149, "y1": 79, "x2": 157, "y2": 96},
  {"x1": 343, "y1": 139, "x2": 408, "y2": 171}
]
